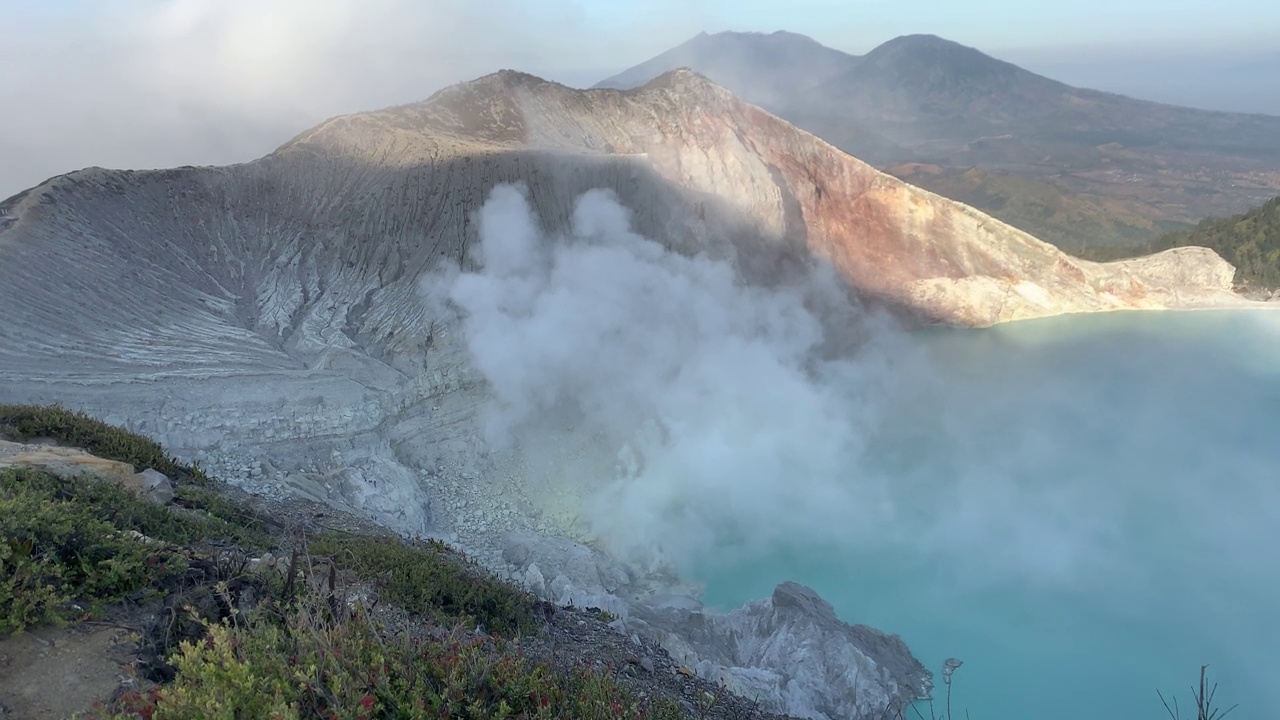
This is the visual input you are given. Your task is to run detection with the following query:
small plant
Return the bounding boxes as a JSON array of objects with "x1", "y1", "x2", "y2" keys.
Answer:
[
  {"x1": 1159, "y1": 665, "x2": 1238, "y2": 720},
  {"x1": 170, "y1": 484, "x2": 274, "y2": 551},
  {"x1": 308, "y1": 533, "x2": 539, "y2": 636},
  {"x1": 906, "y1": 657, "x2": 965, "y2": 720},
  {"x1": 0, "y1": 464, "x2": 279, "y2": 634},
  {"x1": 586, "y1": 606, "x2": 618, "y2": 622},
  {"x1": 92, "y1": 594, "x2": 688, "y2": 720}
]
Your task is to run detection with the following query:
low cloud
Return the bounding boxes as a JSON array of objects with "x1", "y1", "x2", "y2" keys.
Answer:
[
  {"x1": 428, "y1": 183, "x2": 916, "y2": 574},
  {"x1": 0, "y1": 0, "x2": 706, "y2": 199}
]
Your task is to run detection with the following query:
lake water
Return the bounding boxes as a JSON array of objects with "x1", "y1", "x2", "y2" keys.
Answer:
[{"x1": 691, "y1": 310, "x2": 1280, "y2": 720}]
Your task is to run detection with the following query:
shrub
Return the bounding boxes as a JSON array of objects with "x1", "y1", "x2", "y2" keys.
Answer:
[
  {"x1": 169, "y1": 484, "x2": 274, "y2": 552},
  {"x1": 308, "y1": 534, "x2": 538, "y2": 636},
  {"x1": 0, "y1": 468, "x2": 188, "y2": 634},
  {"x1": 97, "y1": 601, "x2": 685, "y2": 720},
  {"x1": 0, "y1": 466, "x2": 276, "y2": 634},
  {"x1": 0, "y1": 403, "x2": 211, "y2": 486},
  {"x1": 1159, "y1": 665, "x2": 1238, "y2": 720}
]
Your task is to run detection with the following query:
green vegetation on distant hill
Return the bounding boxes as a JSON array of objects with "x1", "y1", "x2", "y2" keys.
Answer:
[
  {"x1": 601, "y1": 31, "x2": 1280, "y2": 251},
  {"x1": 1077, "y1": 196, "x2": 1280, "y2": 288},
  {"x1": 888, "y1": 164, "x2": 1190, "y2": 251},
  {"x1": 1149, "y1": 196, "x2": 1280, "y2": 288}
]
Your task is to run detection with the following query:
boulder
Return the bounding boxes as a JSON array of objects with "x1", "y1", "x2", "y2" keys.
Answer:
[
  {"x1": 126, "y1": 468, "x2": 175, "y2": 505},
  {"x1": 633, "y1": 582, "x2": 933, "y2": 720},
  {"x1": 0, "y1": 439, "x2": 173, "y2": 505}
]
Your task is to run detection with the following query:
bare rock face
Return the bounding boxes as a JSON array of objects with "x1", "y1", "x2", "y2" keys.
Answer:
[
  {"x1": 0, "y1": 440, "x2": 173, "y2": 504},
  {"x1": 280, "y1": 69, "x2": 1250, "y2": 326},
  {"x1": 0, "y1": 71, "x2": 1251, "y2": 509},
  {"x1": 0, "y1": 440, "x2": 139, "y2": 483},
  {"x1": 501, "y1": 532, "x2": 931, "y2": 719},
  {"x1": 629, "y1": 582, "x2": 931, "y2": 720}
]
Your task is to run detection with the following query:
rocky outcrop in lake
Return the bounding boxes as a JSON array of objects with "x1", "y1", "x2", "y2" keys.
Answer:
[{"x1": 500, "y1": 532, "x2": 931, "y2": 719}]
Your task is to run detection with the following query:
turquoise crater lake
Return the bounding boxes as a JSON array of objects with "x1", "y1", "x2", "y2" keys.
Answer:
[{"x1": 693, "y1": 309, "x2": 1280, "y2": 720}]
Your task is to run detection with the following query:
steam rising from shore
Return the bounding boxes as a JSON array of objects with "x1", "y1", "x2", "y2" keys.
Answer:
[
  {"x1": 424, "y1": 184, "x2": 1280, "y2": 633},
  {"x1": 428, "y1": 183, "x2": 915, "y2": 570}
]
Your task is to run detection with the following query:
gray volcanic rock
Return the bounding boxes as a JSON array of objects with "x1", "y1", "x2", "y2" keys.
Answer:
[
  {"x1": 631, "y1": 582, "x2": 931, "y2": 720},
  {"x1": 500, "y1": 533, "x2": 930, "y2": 719},
  {"x1": 0, "y1": 66, "x2": 1254, "y2": 542}
]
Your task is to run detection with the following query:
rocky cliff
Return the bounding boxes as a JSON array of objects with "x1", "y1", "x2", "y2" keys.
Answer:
[
  {"x1": 0, "y1": 67, "x2": 1248, "y2": 531},
  {"x1": 284, "y1": 68, "x2": 1251, "y2": 326}
]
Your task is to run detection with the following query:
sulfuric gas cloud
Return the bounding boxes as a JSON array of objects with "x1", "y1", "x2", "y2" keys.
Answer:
[
  {"x1": 425, "y1": 183, "x2": 916, "y2": 573},
  {"x1": 425, "y1": 184, "x2": 1280, "y2": 609},
  {"x1": 423, "y1": 184, "x2": 1280, "y2": 710}
]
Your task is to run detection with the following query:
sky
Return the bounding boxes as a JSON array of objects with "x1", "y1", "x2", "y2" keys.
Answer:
[{"x1": 2, "y1": 0, "x2": 1277, "y2": 199}]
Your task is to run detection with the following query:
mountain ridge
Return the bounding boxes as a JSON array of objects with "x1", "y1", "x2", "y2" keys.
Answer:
[
  {"x1": 598, "y1": 31, "x2": 1280, "y2": 248},
  {"x1": 3, "y1": 67, "x2": 1254, "y2": 333}
]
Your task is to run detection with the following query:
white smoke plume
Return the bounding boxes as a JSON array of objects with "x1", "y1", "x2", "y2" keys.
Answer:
[
  {"x1": 431, "y1": 182, "x2": 918, "y2": 573},
  {"x1": 425, "y1": 183, "x2": 1280, "y2": 617},
  {"x1": 422, "y1": 185, "x2": 1280, "y2": 713}
]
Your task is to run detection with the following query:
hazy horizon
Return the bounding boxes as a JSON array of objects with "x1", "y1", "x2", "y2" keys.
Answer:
[{"x1": 3, "y1": 0, "x2": 1278, "y2": 200}]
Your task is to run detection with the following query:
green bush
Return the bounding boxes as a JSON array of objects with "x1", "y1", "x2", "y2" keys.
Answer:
[
  {"x1": 7, "y1": 464, "x2": 270, "y2": 552},
  {"x1": 170, "y1": 484, "x2": 274, "y2": 552},
  {"x1": 308, "y1": 534, "x2": 538, "y2": 636},
  {"x1": 0, "y1": 404, "x2": 211, "y2": 486},
  {"x1": 0, "y1": 466, "x2": 276, "y2": 634},
  {"x1": 100, "y1": 605, "x2": 684, "y2": 720},
  {"x1": 0, "y1": 468, "x2": 189, "y2": 634}
]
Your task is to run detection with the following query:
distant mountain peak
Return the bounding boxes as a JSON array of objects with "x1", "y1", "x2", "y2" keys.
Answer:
[
  {"x1": 595, "y1": 29, "x2": 858, "y2": 105},
  {"x1": 852, "y1": 32, "x2": 1029, "y2": 91},
  {"x1": 876, "y1": 33, "x2": 965, "y2": 49},
  {"x1": 639, "y1": 66, "x2": 720, "y2": 89},
  {"x1": 464, "y1": 68, "x2": 562, "y2": 92},
  {"x1": 702, "y1": 29, "x2": 822, "y2": 41},
  {"x1": 864, "y1": 33, "x2": 1001, "y2": 65}
]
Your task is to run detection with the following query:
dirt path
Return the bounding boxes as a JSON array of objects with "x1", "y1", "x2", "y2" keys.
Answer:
[{"x1": 0, "y1": 623, "x2": 141, "y2": 719}]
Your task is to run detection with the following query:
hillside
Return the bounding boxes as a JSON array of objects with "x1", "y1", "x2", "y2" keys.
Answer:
[
  {"x1": 887, "y1": 164, "x2": 1192, "y2": 252},
  {"x1": 0, "y1": 405, "x2": 813, "y2": 720},
  {"x1": 1153, "y1": 196, "x2": 1280, "y2": 288},
  {"x1": 1084, "y1": 196, "x2": 1280, "y2": 290},
  {"x1": 0, "y1": 67, "x2": 1252, "y2": 490},
  {"x1": 600, "y1": 32, "x2": 1280, "y2": 249}
]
